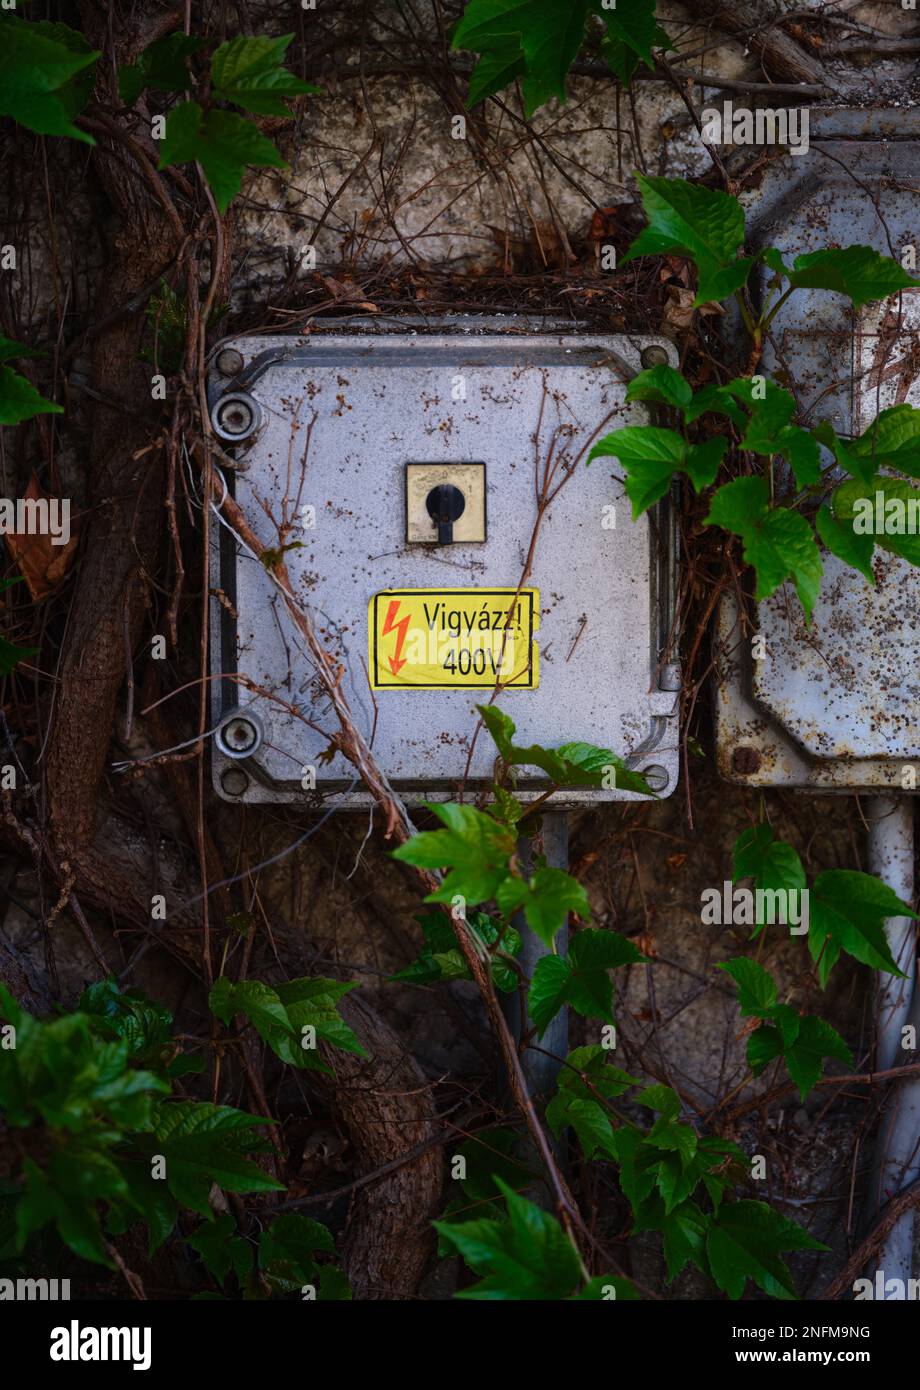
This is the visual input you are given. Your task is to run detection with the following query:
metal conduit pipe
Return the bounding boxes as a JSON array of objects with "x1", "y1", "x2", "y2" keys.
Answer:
[
  {"x1": 502, "y1": 810, "x2": 569, "y2": 1099},
  {"x1": 866, "y1": 796, "x2": 920, "y2": 1293}
]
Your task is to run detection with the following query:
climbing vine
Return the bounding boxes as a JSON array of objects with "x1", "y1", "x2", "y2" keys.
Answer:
[{"x1": 0, "y1": 0, "x2": 917, "y2": 1310}]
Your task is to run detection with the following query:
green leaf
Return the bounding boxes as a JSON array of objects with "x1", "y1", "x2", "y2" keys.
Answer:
[
  {"x1": 705, "y1": 475, "x2": 823, "y2": 619},
  {"x1": 133, "y1": 1100, "x2": 284, "y2": 1217},
  {"x1": 209, "y1": 975, "x2": 365, "y2": 1072},
  {"x1": 557, "y1": 1045, "x2": 639, "y2": 1099},
  {"x1": 546, "y1": 1095, "x2": 617, "y2": 1160},
  {"x1": 774, "y1": 245, "x2": 920, "y2": 310},
  {"x1": 633, "y1": 1197, "x2": 710, "y2": 1280},
  {"x1": 782, "y1": 1015, "x2": 851, "y2": 1100},
  {"x1": 647, "y1": 1118, "x2": 697, "y2": 1173},
  {"x1": 809, "y1": 870, "x2": 913, "y2": 984},
  {"x1": 477, "y1": 704, "x2": 652, "y2": 794},
  {"x1": 833, "y1": 477, "x2": 920, "y2": 568},
  {"x1": 593, "y1": 0, "x2": 670, "y2": 67},
  {"x1": 0, "y1": 337, "x2": 44, "y2": 365},
  {"x1": 607, "y1": 1125, "x2": 656, "y2": 1211},
  {"x1": 452, "y1": 0, "x2": 592, "y2": 117},
  {"x1": 0, "y1": 336, "x2": 63, "y2": 424},
  {"x1": 258, "y1": 1213, "x2": 343, "y2": 1296},
  {"x1": 600, "y1": 36, "x2": 640, "y2": 87},
  {"x1": 816, "y1": 504, "x2": 875, "y2": 584},
  {"x1": 0, "y1": 1004, "x2": 168, "y2": 1133},
  {"x1": 588, "y1": 425, "x2": 685, "y2": 516},
  {"x1": 16, "y1": 1152, "x2": 127, "y2": 1267},
  {"x1": 545, "y1": 1048, "x2": 638, "y2": 1159},
  {"x1": 119, "y1": 33, "x2": 203, "y2": 105},
  {"x1": 588, "y1": 425, "x2": 725, "y2": 516},
  {"x1": 0, "y1": 636, "x2": 38, "y2": 676},
  {"x1": 439, "y1": 1128, "x2": 535, "y2": 1229},
  {"x1": 392, "y1": 801, "x2": 517, "y2": 905},
  {"x1": 717, "y1": 957, "x2": 778, "y2": 1016},
  {"x1": 490, "y1": 785, "x2": 525, "y2": 826},
  {"x1": 829, "y1": 405, "x2": 920, "y2": 481},
  {"x1": 621, "y1": 174, "x2": 747, "y2": 305},
  {"x1": 391, "y1": 909, "x2": 520, "y2": 993},
  {"x1": 685, "y1": 436, "x2": 728, "y2": 491},
  {"x1": 188, "y1": 1212, "x2": 252, "y2": 1285},
  {"x1": 157, "y1": 102, "x2": 286, "y2": 213},
  {"x1": 696, "y1": 258, "x2": 755, "y2": 304},
  {"x1": 528, "y1": 929, "x2": 645, "y2": 1033},
  {"x1": 698, "y1": 1137, "x2": 749, "y2": 1213},
  {"x1": 79, "y1": 979, "x2": 173, "y2": 1066},
  {"x1": 720, "y1": 955, "x2": 852, "y2": 1097},
  {"x1": 434, "y1": 1178, "x2": 584, "y2": 1299},
  {"x1": 210, "y1": 33, "x2": 319, "y2": 116},
  {"x1": 0, "y1": 16, "x2": 98, "y2": 144},
  {"x1": 746, "y1": 1023, "x2": 784, "y2": 1075},
  {"x1": 732, "y1": 823, "x2": 806, "y2": 895},
  {"x1": 706, "y1": 1199, "x2": 826, "y2": 1299},
  {"x1": 723, "y1": 379, "x2": 821, "y2": 487},
  {"x1": 625, "y1": 364, "x2": 691, "y2": 411},
  {"x1": 496, "y1": 866, "x2": 591, "y2": 947},
  {"x1": 465, "y1": 42, "x2": 526, "y2": 105},
  {"x1": 812, "y1": 420, "x2": 878, "y2": 487},
  {"x1": 636, "y1": 1083, "x2": 681, "y2": 1121},
  {"x1": 113, "y1": 1160, "x2": 177, "y2": 1255},
  {"x1": 684, "y1": 383, "x2": 747, "y2": 430}
]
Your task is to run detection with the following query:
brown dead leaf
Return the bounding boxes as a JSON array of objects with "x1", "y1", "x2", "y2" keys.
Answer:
[
  {"x1": 634, "y1": 932, "x2": 658, "y2": 959},
  {"x1": 320, "y1": 276, "x2": 377, "y2": 311},
  {"x1": 661, "y1": 255, "x2": 691, "y2": 287},
  {"x1": 661, "y1": 285, "x2": 696, "y2": 333},
  {"x1": 666, "y1": 853, "x2": 688, "y2": 873},
  {"x1": 587, "y1": 206, "x2": 621, "y2": 246},
  {"x1": 530, "y1": 218, "x2": 575, "y2": 271},
  {"x1": 486, "y1": 219, "x2": 575, "y2": 274},
  {"x1": 4, "y1": 474, "x2": 80, "y2": 600}
]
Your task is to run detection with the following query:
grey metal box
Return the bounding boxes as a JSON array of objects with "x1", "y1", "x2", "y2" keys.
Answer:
[
  {"x1": 715, "y1": 110, "x2": 920, "y2": 791},
  {"x1": 208, "y1": 322, "x2": 680, "y2": 807}
]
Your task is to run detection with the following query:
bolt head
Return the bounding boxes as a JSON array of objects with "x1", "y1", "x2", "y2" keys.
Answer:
[
  {"x1": 216, "y1": 348, "x2": 244, "y2": 377},
  {"x1": 640, "y1": 345, "x2": 670, "y2": 370},
  {"x1": 221, "y1": 766, "x2": 249, "y2": 797},
  {"x1": 216, "y1": 398, "x2": 254, "y2": 437},
  {"x1": 732, "y1": 746, "x2": 762, "y2": 776},
  {"x1": 640, "y1": 763, "x2": 669, "y2": 793},
  {"x1": 222, "y1": 716, "x2": 259, "y2": 754}
]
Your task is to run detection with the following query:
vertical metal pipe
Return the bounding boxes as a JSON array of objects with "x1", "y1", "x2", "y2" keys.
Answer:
[
  {"x1": 502, "y1": 810, "x2": 569, "y2": 1098},
  {"x1": 866, "y1": 796, "x2": 919, "y2": 1293}
]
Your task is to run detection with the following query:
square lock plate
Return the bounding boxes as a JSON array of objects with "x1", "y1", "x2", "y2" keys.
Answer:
[
  {"x1": 406, "y1": 462, "x2": 487, "y2": 543},
  {"x1": 208, "y1": 320, "x2": 680, "y2": 807}
]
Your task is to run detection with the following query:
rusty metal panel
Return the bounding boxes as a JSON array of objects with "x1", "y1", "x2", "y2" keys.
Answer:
[
  {"x1": 208, "y1": 322, "x2": 680, "y2": 807},
  {"x1": 717, "y1": 111, "x2": 920, "y2": 790}
]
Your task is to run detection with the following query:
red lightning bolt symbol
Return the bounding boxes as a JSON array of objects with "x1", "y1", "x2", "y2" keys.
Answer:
[{"x1": 382, "y1": 599, "x2": 410, "y2": 675}]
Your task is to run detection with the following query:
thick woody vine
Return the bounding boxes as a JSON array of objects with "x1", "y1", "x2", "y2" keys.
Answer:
[{"x1": 2, "y1": 0, "x2": 920, "y2": 1302}]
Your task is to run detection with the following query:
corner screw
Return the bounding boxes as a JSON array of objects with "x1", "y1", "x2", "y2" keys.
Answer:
[
  {"x1": 216, "y1": 348, "x2": 244, "y2": 377},
  {"x1": 640, "y1": 345, "x2": 670, "y2": 370},
  {"x1": 641, "y1": 764, "x2": 669, "y2": 793}
]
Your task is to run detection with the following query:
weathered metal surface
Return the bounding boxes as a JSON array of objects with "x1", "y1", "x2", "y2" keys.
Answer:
[
  {"x1": 717, "y1": 110, "x2": 920, "y2": 789},
  {"x1": 209, "y1": 321, "x2": 680, "y2": 807}
]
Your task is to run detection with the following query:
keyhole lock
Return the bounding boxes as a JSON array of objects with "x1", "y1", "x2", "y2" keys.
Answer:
[{"x1": 426, "y1": 483, "x2": 466, "y2": 544}]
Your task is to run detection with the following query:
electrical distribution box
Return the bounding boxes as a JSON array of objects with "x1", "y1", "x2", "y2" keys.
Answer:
[
  {"x1": 208, "y1": 321, "x2": 680, "y2": 807},
  {"x1": 715, "y1": 110, "x2": 920, "y2": 790}
]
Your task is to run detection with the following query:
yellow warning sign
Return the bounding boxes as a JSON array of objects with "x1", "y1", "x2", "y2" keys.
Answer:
[{"x1": 369, "y1": 589, "x2": 539, "y2": 690}]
